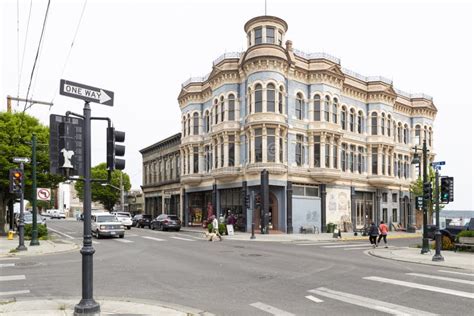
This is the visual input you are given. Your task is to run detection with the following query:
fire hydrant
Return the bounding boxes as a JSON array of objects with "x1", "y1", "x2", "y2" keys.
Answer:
[{"x1": 7, "y1": 230, "x2": 14, "y2": 240}]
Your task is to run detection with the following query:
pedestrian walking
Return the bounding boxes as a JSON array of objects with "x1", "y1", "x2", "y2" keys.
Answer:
[
  {"x1": 368, "y1": 222, "x2": 379, "y2": 248},
  {"x1": 211, "y1": 215, "x2": 222, "y2": 241},
  {"x1": 377, "y1": 220, "x2": 389, "y2": 248}
]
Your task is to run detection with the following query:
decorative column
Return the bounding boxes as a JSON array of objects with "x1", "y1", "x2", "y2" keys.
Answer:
[
  {"x1": 367, "y1": 147, "x2": 372, "y2": 175},
  {"x1": 329, "y1": 135, "x2": 334, "y2": 169},
  {"x1": 275, "y1": 128, "x2": 280, "y2": 163},
  {"x1": 377, "y1": 145, "x2": 382, "y2": 175},
  {"x1": 309, "y1": 133, "x2": 314, "y2": 168},
  {"x1": 320, "y1": 132, "x2": 326, "y2": 168},
  {"x1": 223, "y1": 133, "x2": 229, "y2": 167},
  {"x1": 262, "y1": 126, "x2": 268, "y2": 162},
  {"x1": 250, "y1": 129, "x2": 255, "y2": 164},
  {"x1": 235, "y1": 133, "x2": 241, "y2": 167},
  {"x1": 337, "y1": 138, "x2": 342, "y2": 171},
  {"x1": 198, "y1": 145, "x2": 204, "y2": 174}
]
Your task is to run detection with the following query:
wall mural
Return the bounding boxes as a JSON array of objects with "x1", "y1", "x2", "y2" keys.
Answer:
[{"x1": 326, "y1": 188, "x2": 351, "y2": 227}]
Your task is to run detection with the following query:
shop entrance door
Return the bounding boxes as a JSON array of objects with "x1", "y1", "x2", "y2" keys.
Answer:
[
  {"x1": 354, "y1": 192, "x2": 374, "y2": 230},
  {"x1": 269, "y1": 193, "x2": 278, "y2": 231}
]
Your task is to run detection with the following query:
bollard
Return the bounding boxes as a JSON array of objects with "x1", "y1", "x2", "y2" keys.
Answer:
[{"x1": 8, "y1": 230, "x2": 14, "y2": 240}]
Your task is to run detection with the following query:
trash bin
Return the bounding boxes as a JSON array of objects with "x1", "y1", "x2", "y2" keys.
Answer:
[{"x1": 327, "y1": 223, "x2": 335, "y2": 233}]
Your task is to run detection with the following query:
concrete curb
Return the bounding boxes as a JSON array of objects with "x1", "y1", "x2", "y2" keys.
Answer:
[
  {"x1": 342, "y1": 234, "x2": 421, "y2": 241},
  {"x1": 0, "y1": 239, "x2": 79, "y2": 259},
  {"x1": 366, "y1": 248, "x2": 473, "y2": 271}
]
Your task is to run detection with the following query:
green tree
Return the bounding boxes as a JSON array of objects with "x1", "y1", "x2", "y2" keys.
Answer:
[
  {"x1": 410, "y1": 166, "x2": 444, "y2": 215},
  {"x1": 0, "y1": 112, "x2": 63, "y2": 234},
  {"x1": 74, "y1": 163, "x2": 131, "y2": 211}
]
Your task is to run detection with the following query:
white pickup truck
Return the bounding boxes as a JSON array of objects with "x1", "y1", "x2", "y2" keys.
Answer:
[
  {"x1": 46, "y1": 209, "x2": 66, "y2": 219},
  {"x1": 91, "y1": 213, "x2": 125, "y2": 239}
]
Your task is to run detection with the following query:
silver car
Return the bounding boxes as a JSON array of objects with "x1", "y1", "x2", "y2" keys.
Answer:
[{"x1": 91, "y1": 213, "x2": 125, "y2": 239}]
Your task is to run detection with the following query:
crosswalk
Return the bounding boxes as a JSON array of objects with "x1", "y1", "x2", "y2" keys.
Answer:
[
  {"x1": 249, "y1": 269, "x2": 474, "y2": 315},
  {"x1": 0, "y1": 259, "x2": 30, "y2": 298},
  {"x1": 89, "y1": 233, "x2": 202, "y2": 244}
]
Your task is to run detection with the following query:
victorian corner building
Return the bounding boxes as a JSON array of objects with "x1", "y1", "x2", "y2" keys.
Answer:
[{"x1": 142, "y1": 15, "x2": 437, "y2": 234}]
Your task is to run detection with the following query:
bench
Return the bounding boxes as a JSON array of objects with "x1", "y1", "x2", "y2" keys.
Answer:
[
  {"x1": 300, "y1": 225, "x2": 319, "y2": 234},
  {"x1": 454, "y1": 237, "x2": 474, "y2": 252}
]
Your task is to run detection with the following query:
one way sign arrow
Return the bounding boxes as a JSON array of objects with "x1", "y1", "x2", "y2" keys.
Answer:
[{"x1": 60, "y1": 79, "x2": 114, "y2": 106}]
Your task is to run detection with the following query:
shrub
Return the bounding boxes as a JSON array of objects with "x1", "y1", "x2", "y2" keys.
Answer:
[
  {"x1": 24, "y1": 224, "x2": 48, "y2": 239},
  {"x1": 207, "y1": 223, "x2": 213, "y2": 233},
  {"x1": 441, "y1": 235, "x2": 455, "y2": 250},
  {"x1": 457, "y1": 230, "x2": 474, "y2": 238},
  {"x1": 218, "y1": 223, "x2": 226, "y2": 235}
]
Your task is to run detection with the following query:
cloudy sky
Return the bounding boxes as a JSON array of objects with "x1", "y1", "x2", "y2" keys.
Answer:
[{"x1": 1, "y1": 0, "x2": 472, "y2": 210}]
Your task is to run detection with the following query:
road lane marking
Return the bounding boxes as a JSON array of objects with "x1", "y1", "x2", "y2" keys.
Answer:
[
  {"x1": 309, "y1": 287, "x2": 437, "y2": 316},
  {"x1": 170, "y1": 236, "x2": 195, "y2": 241},
  {"x1": 142, "y1": 236, "x2": 165, "y2": 242},
  {"x1": 186, "y1": 235, "x2": 203, "y2": 240},
  {"x1": 305, "y1": 295, "x2": 324, "y2": 303},
  {"x1": 0, "y1": 258, "x2": 20, "y2": 261},
  {"x1": 438, "y1": 270, "x2": 474, "y2": 277},
  {"x1": 113, "y1": 239, "x2": 133, "y2": 243},
  {"x1": 295, "y1": 242, "x2": 340, "y2": 246},
  {"x1": 323, "y1": 243, "x2": 368, "y2": 248},
  {"x1": 125, "y1": 234, "x2": 139, "y2": 237},
  {"x1": 406, "y1": 273, "x2": 474, "y2": 285},
  {"x1": 47, "y1": 227, "x2": 75, "y2": 239},
  {"x1": 250, "y1": 302, "x2": 295, "y2": 316},
  {"x1": 0, "y1": 275, "x2": 26, "y2": 282},
  {"x1": 92, "y1": 241, "x2": 100, "y2": 244},
  {"x1": 0, "y1": 290, "x2": 30, "y2": 296},
  {"x1": 364, "y1": 276, "x2": 474, "y2": 299},
  {"x1": 0, "y1": 263, "x2": 15, "y2": 268},
  {"x1": 343, "y1": 247, "x2": 371, "y2": 250}
]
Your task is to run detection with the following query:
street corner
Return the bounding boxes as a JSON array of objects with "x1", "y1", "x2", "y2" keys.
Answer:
[{"x1": 1, "y1": 239, "x2": 79, "y2": 258}]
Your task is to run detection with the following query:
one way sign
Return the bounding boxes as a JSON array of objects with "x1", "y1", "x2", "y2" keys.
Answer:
[{"x1": 60, "y1": 79, "x2": 114, "y2": 106}]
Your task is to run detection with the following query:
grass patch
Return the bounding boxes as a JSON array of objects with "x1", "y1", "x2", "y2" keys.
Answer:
[{"x1": 9, "y1": 248, "x2": 18, "y2": 253}]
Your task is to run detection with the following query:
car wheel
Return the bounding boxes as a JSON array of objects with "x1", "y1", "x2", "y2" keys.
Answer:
[
  {"x1": 119, "y1": 234, "x2": 124, "y2": 238},
  {"x1": 96, "y1": 231, "x2": 102, "y2": 239},
  {"x1": 176, "y1": 229, "x2": 180, "y2": 232},
  {"x1": 151, "y1": 224, "x2": 155, "y2": 230}
]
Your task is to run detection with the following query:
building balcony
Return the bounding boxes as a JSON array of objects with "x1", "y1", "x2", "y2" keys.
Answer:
[
  {"x1": 245, "y1": 162, "x2": 287, "y2": 175},
  {"x1": 308, "y1": 121, "x2": 342, "y2": 135},
  {"x1": 368, "y1": 175, "x2": 394, "y2": 187},
  {"x1": 210, "y1": 121, "x2": 241, "y2": 134},
  {"x1": 366, "y1": 135, "x2": 395, "y2": 146},
  {"x1": 245, "y1": 112, "x2": 287, "y2": 126},
  {"x1": 309, "y1": 168, "x2": 341, "y2": 182},
  {"x1": 181, "y1": 174, "x2": 203, "y2": 185},
  {"x1": 181, "y1": 135, "x2": 204, "y2": 145},
  {"x1": 211, "y1": 166, "x2": 242, "y2": 180}
]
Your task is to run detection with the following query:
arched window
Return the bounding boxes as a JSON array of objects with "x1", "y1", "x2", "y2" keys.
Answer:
[
  {"x1": 193, "y1": 112, "x2": 199, "y2": 135},
  {"x1": 204, "y1": 111, "x2": 210, "y2": 133},
  {"x1": 183, "y1": 117, "x2": 187, "y2": 137},
  {"x1": 397, "y1": 123, "x2": 402, "y2": 143},
  {"x1": 350, "y1": 108, "x2": 355, "y2": 132},
  {"x1": 387, "y1": 115, "x2": 391, "y2": 137},
  {"x1": 429, "y1": 127, "x2": 432, "y2": 146},
  {"x1": 415, "y1": 125, "x2": 421, "y2": 145},
  {"x1": 403, "y1": 124, "x2": 409, "y2": 144},
  {"x1": 324, "y1": 96, "x2": 330, "y2": 121},
  {"x1": 424, "y1": 126, "x2": 427, "y2": 144},
  {"x1": 381, "y1": 113, "x2": 385, "y2": 136},
  {"x1": 228, "y1": 94, "x2": 235, "y2": 121},
  {"x1": 296, "y1": 93, "x2": 304, "y2": 120},
  {"x1": 220, "y1": 96, "x2": 224, "y2": 122},
  {"x1": 371, "y1": 112, "x2": 378, "y2": 135},
  {"x1": 313, "y1": 95, "x2": 321, "y2": 121},
  {"x1": 341, "y1": 106, "x2": 347, "y2": 130},
  {"x1": 332, "y1": 98, "x2": 338, "y2": 123},
  {"x1": 357, "y1": 111, "x2": 363, "y2": 134},
  {"x1": 255, "y1": 84, "x2": 263, "y2": 112},
  {"x1": 214, "y1": 99, "x2": 218, "y2": 124},
  {"x1": 278, "y1": 86, "x2": 284, "y2": 114},
  {"x1": 267, "y1": 83, "x2": 275, "y2": 112},
  {"x1": 248, "y1": 87, "x2": 252, "y2": 114},
  {"x1": 187, "y1": 114, "x2": 191, "y2": 136}
]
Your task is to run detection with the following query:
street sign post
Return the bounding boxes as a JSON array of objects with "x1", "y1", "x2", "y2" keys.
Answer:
[
  {"x1": 13, "y1": 157, "x2": 30, "y2": 163},
  {"x1": 60, "y1": 79, "x2": 114, "y2": 106},
  {"x1": 37, "y1": 188, "x2": 51, "y2": 201}
]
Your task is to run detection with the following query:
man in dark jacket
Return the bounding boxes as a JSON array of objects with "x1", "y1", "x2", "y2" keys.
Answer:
[{"x1": 368, "y1": 222, "x2": 379, "y2": 248}]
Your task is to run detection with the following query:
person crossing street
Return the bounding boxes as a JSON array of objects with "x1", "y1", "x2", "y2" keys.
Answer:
[{"x1": 377, "y1": 220, "x2": 389, "y2": 248}]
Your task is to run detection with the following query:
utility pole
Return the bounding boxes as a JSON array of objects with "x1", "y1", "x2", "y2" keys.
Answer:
[
  {"x1": 16, "y1": 162, "x2": 27, "y2": 251},
  {"x1": 432, "y1": 165, "x2": 444, "y2": 261},
  {"x1": 30, "y1": 134, "x2": 39, "y2": 246},
  {"x1": 6, "y1": 95, "x2": 53, "y2": 113},
  {"x1": 120, "y1": 172, "x2": 124, "y2": 211}
]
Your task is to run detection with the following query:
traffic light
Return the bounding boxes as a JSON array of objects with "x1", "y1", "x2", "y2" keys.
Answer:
[
  {"x1": 245, "y1": 194, "x2": 250, "y2": 209},
  {"x1": 423, "y1": 182, "x2": 432, "y2": 202},
  {"x1": 440, "y1": 177, "x2": 454, "y2": 203},
  {"x1": 107, "y1": 127, "x2": 125, "y2": 170},
  {"x1": 9, "y1": 169, "x2": 23, "y2": 194}
]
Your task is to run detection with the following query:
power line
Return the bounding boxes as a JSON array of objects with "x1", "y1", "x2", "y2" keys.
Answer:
[
  {"x1": 16, "y1": 0, "x2": 19, "y2": 107},
  {"x1": 17, "y1": 0, "x2": 33, "y2": 108},
  {"x1": 51, "y1": 0, "x2": 88, "y2": 103},
  {"x1": 23, "y1": 0, "x2": 51, "y2": 113}
]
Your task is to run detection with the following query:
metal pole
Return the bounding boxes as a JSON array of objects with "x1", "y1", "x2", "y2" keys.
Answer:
[
  {"x1": 30, "y1": 134, "x2": 39, "y2": 246},
  {"x1": 421, "y1": 139, "x2": 430, "y2": 254},
  {"x1": 74, "y1": 102, "x2": 100, "y2": 315},
  {"x1": 432, "y1": 168, "x2": 444, "y2": 261},
  {"x1": 16, "y1": 162, "x2": 27, "y2": 251},
  {"x1": 120, "y1": 173, "x2": 124, "y2": 212}
]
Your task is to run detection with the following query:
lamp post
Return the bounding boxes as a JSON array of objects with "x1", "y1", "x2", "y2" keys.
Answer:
[
  {"x1": 421, "y1": 140, "x2": 430, "y2": 254},
  {"x1": 432, "y1": 165, "x2": 444, "y2": 261},
  {"x1": 408, "y1": 146, "x2": 421, "y2": 233}
]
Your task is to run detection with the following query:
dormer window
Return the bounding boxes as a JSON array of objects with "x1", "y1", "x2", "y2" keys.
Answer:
[{"x1": 255, "y1": 27, "x2": 263, "y2": 44}]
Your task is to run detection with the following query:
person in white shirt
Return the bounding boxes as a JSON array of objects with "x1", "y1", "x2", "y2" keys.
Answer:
[{"x1": 211, "y1": 215, "x2": 222, "y2": 241}]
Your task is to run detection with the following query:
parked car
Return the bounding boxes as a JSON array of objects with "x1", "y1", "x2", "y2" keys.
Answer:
[
  {"x1": 50, "y1": 209, "x2": 66, "y2": 219},
  {"x1": 111, "y1": 211, "x2": 133, "y2": 230},
  {"x1": 132, "y1": 214, "x2": 152, "y2": 228},
  {"x1": 14, "y1": 212, "x2": 46, "y2": 228},
  {"x1": 151, "y1": 214, "x2": 181, "y2": 231},
  {"x1": 91, "y1": 213, "x2": 124, "y2": 239}
]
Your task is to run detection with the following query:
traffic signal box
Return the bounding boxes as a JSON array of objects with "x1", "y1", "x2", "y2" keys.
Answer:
[
  {"x1": 440, "y1": 176, "x2": 454, "y2": 203},
  {"x1": 9, "y1": 169, "x2": 23, "y2": 194},
  {"x1": 107, "y1": 127, "x2": 126, "y2": 171},
  {"x1": 423, "y1": 182, "x2": 432, "y2": 202}
]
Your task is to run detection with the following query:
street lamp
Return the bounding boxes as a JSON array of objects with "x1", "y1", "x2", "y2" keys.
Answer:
[
  {"x1": 408, "y1": 146, "x2": 421, "y2": 233},
  {"x1": 102, "y1": 173, "x2": 124, "y2": 211}
]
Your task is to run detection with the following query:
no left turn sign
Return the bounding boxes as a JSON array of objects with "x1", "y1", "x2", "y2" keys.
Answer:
[{"x1": 37, "y1": 188, "x2": 51, "y2": 201}]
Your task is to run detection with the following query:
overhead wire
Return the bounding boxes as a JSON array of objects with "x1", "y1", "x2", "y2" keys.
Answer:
[
  {"x1": 16, "y1": 0, "x2": 19, "y2": 107},
  {"x1": 51, "y1": 0, "x2": 88, "y2": 104},
  {"x1": 17, "y1": 0, "x2": 33, "y2": 108},
  {"x1": 23, "y1": 0, "x2": 51, "y2": 113}
]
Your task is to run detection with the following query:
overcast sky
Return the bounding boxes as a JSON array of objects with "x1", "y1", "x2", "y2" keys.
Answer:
[{"x1": 1, "y1": 0, "x2": 473, "y2": 210}]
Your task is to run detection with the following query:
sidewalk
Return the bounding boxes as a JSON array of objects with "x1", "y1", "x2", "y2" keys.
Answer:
[
  {"x1": 368, "y1": 247, "x2": 474, "y2": 271},
  {"x1": 0, "y1": 235, "x2": 78, "y2": 258}
]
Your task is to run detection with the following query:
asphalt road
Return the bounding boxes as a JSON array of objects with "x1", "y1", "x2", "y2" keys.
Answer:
[{"x1": 2, "y1": 219, "x2": 473, "y2": 315}]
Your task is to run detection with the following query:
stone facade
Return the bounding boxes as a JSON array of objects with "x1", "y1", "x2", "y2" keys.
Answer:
[{"x1": 176, "y1": 15, "x2": 436, "y2": 233}]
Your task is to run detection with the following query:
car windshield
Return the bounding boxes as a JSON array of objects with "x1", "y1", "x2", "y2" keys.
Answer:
[
  {"x1": 117, "y1": 215, "x2": 129, "y2": 219},
  {"x1": 97, "y1": 215, "x2": 118, "y2": 222},
  {"x1": 117, "y1": 212, "x2": 131, "y2": 217}
]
